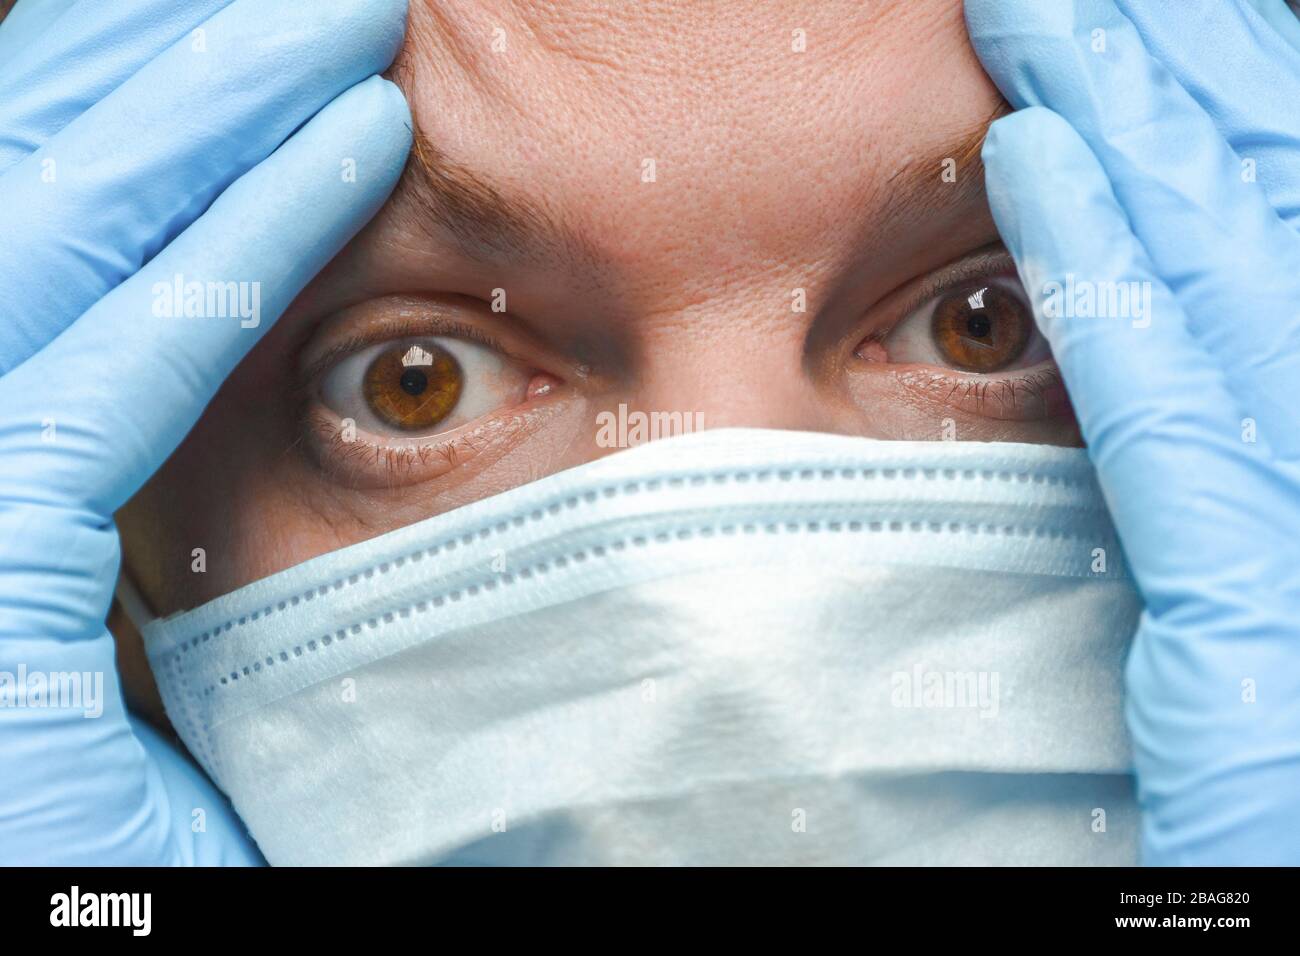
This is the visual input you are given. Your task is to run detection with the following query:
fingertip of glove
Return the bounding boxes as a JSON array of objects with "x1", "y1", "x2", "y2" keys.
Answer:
[
  {"x1": 981, "y1": 107, "x2": 1163, "y2": 316},
  {"x1": 261, "y1": 75, "x2": 411, "y2": 196},
  {"x1": 982, "y1": 107, "x2": 1092, "y2": 184},
  {"x1": 343, "y1": 74, "x2": 413, "y2": 144},
  {"x1": 348, "y1": 73, "x2": 412, "y2": 117},
  {"x1": 307, "y1": 0, "x2": 410, "y2": 71},
  {"x1": 318, "y1": 76, "x2": 413, "y2": 181},
  {"x1": 980, "y1": 109, "x2": 1104, "y2": 266}
]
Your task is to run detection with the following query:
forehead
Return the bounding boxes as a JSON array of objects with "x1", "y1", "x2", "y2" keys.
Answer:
[{"x1": 392, "y1": 0, "x2": 1000, "y2": 275}]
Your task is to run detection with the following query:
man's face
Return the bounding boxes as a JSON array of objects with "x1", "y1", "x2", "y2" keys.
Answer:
[{"x1": 118, "y1": 0, "x2": 1076, "y2": 632}]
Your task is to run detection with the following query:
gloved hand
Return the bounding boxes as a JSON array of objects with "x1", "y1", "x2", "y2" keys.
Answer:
[
  {"x1": 966, "y1": 0, "x2": 1300, "y2": 864},
  {"x1": 0, "y1": 0, "x2": 412, "y2": 864}
]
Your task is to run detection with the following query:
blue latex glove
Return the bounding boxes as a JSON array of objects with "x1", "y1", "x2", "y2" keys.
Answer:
[
  {"x1": 966, "y1": 0, "x2": 1300, "y2": 864},
  {"x1": 1109, "y1": 0, "x2": 1300, "y2": 229},
  {"x1": 0, "y1": 0, "x2": 412, "y2": 864}
]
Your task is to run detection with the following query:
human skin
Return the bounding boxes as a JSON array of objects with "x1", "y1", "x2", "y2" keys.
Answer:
[{"x1": 112, "y1": 0, "x2": 1080, "y2": 724}]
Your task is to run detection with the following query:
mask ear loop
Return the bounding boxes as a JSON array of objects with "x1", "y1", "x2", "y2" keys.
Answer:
[{"x1": 114, "y1": 572, "x2": 156, "y2": 636}]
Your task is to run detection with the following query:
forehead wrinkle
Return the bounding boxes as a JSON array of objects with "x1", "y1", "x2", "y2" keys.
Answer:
[
  {"x1": 401, "y1": 0, "x2": 566, "y2": 126},
  {"x1": 388, "y1": 120, "x2": 595, "y2": 270},
  {"x1": 385, "y1": 0, "x2": 1002, "y2": 296},
  {"x1": 398, "y1": 0, "x2": 510, "y2": 98},
  {"x1": 386, "y1": 4, "x2": 602, "y2": 270}
]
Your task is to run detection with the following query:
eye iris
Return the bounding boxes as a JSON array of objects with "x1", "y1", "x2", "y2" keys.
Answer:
[
  {"x1": 931, "y1": 284, "x2": 1030, "y2": 373},
  {"x1": 363, "y1": 343, "x2": 463, "y2": 430}
]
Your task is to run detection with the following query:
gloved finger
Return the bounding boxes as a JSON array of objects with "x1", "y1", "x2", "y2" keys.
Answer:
[
  {"x1": 0, "y1": 0, "x2": 236, "y2": 174},
  {"x1": 0, "y1": 0, "x2": 77, "y2": 65},
  {"x1": 1111, "y1": 0, "x2": 1300, "y2": 225},
  {"x1": 983, "y1": 108, "x2": 1298, "y2": 609},
  {"x1": 0, "y1": 75, "x2": 412, "y2": 521},
  {"x1": 966, "y1": 0, "x2": 1300, "y2": 458},
  {"x1": 1125, "y1": 554, "x2": 1300, "y2": 867},
  {"x1": 0, "y1": 622, "x2": 150, "y2": 862},
  {"x1": 0, "y1": 0, "x2": 408, "y2": 377}
]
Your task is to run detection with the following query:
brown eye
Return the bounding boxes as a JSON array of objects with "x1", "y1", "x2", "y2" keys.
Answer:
[
  {"x1": 363, "y1": 343, "x2": 463, "y2": 430},
  {"x1": 931, "y1": 283, "x2": 1031, "y2": 372}
]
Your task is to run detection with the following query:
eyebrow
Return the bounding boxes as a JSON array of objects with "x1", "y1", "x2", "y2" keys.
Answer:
[
  {"x1": 394, "y1": 123, "x2": 580, "y2": 266},
  {"x1": 394, "y1": 98, "x2": 1012, "y2": 269},
  {"x1": 881, "y1": 98, "x2": 1013, "y2": 223}
]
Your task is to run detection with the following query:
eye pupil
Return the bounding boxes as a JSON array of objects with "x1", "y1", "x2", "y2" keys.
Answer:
[
  {"x1": 966, "y1": 312, "x2": 992, "y2": 339},
  {"x1": 399, "y1": 367, "x2": 428, "y2": 396}
]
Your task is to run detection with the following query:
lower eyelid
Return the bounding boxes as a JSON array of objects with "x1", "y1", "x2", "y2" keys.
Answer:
[
  {"x1": 300, "y1": 406, "x2": 520, "y2": 490},
  {"x1": 891, "y1": 364, "x2": 1069, "y2": 422},
  {"x1": 299, "y1": 387, "x2": 571, "y2": 489}
]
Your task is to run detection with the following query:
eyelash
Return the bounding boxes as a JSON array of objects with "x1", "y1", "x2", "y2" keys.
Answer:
[
  {"x1": 941, "y1": 367, "x2": 1062, "y2": 414},
  {"x1": 306, "y1": 404, "x2": 510, "y2": 481},
  {"x1": 898, "y1": 248, "x2": 1021, "y2": 317}
]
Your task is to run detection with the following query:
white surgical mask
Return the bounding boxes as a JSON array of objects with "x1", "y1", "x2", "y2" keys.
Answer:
[{"x1": 137, "y1": 428, "x2": 1141, "y2": 866}]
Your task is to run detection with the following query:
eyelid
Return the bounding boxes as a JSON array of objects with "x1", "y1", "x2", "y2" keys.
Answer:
[
  {"x1": 887, "y1": 246, "x2": 1020, "y2": 335},
  {"x1": 894, "y1": 364, "x2": 1070, "y2": 422}
]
